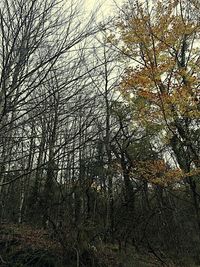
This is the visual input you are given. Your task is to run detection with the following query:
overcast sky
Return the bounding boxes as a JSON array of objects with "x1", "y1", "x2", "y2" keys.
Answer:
[{"x1": 84, "y1": 0, "x2": 123, "y2": 16}]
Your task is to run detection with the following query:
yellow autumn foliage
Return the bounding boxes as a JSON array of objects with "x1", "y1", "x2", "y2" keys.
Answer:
[
  {"x1": 111, "y1": 0, "x2": 200, "y2": 125},
  {"x1": 134, "y1": 160, "x2": 200, "y2": 187}
]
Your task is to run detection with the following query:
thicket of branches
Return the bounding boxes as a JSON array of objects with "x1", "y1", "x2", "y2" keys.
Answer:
[{"x1": 0, "y1": 0, "x2": 200, "y2": 266}]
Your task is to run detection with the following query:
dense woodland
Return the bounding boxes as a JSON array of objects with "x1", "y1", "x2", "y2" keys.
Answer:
[{"x1": 0, "y1": 0, "x2": 200, "y2": 266}]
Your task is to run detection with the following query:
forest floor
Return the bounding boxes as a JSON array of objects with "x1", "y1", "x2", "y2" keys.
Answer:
[{"x1": 0, "y1": 223, "x2": 197, "y2": 267}]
